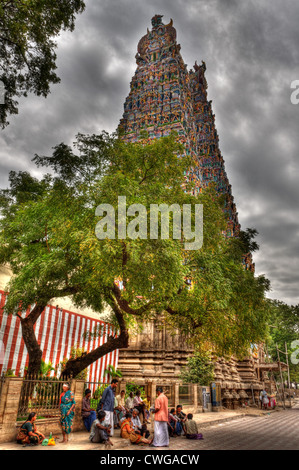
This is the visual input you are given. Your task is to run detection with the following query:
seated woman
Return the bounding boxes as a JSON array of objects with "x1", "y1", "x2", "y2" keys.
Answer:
[
  {"x1": 16, "y1": 412, "x2": 45, "y2": 446},
  {"x1": 89, "y1": 410, "x2": 114, "y2": 448},
  {"x1": 120, "y1": 412, "x2": 153, "y2": 446},
  {"x1": 185, "y1": 414, "x2": 203, "y2": 440}
]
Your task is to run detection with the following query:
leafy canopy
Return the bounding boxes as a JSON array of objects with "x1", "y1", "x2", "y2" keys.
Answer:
[
  {"x1": 266, "y1": 300, "x2": 299, "y2": 383},
  {"x1": 179, "y1": 351, "x2": 215, "y2": 385},
  {"x1": 0, "y1": 0, "x2": 85, "y2": 127},
  {"x1": 0, "y1": 132, "x2": 271, "y2": 372}
]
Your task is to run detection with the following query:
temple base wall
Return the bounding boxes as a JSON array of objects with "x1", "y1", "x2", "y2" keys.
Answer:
[{"x1": 118, "y1": 321, "x2": 277, "y2": 409}]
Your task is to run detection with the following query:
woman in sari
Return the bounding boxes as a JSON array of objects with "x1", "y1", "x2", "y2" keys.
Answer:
[
  {"x1": 59, "y1": 383, "x2": 76, "y2": 443},
  {"x1": 120, "y1": 413, "x2": 152, "y2": 446},
  {"x1": 16, "y1": 412, "x2": 45, "y2": 446}
]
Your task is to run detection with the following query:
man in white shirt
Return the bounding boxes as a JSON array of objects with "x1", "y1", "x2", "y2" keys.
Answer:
[
  {"x1": 125, "y1": 392, "x2": 134, "y2": 412},
  {"x1": 133, "y1": 390, "x2": 147, "y2": 422},
  {"x1": 131, "y1": 409, "x2": 150, "y2": 438}
]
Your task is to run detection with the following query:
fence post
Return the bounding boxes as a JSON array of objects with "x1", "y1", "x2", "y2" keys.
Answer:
[
  {"x1": 193, "y1": 384, "x2": 198, "y2": 412},
  {"x1": 174, "y1": 382, "x2": 180, "y2": 409},
  {"x1": 71, "y1": 379, "x2": 85, "y2": 432},
  {"x1": 0, "y1": 377, "x2": 23, "y2": 443}
]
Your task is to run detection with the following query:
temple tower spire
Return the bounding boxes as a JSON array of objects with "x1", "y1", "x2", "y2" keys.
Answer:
[{"x1": 119, "y1": 15, "x2": 240, "y2": 236}]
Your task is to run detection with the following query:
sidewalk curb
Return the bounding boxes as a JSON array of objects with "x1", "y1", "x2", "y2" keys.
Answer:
[{"x1": 196, "y1": 413, "x2": 246, "y2": 428}]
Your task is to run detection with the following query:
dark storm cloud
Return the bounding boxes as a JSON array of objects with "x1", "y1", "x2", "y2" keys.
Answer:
[{"x1": 0, "y1": 0, "x2": 298, "y2": 304}]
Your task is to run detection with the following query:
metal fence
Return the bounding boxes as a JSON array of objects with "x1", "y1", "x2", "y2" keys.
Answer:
[
  {"x1": 17, "y1": 375, "x2": 72, "y2": 421},
  {"x1": 179, "y1": 384, "x2": 193, "y2": 405}
]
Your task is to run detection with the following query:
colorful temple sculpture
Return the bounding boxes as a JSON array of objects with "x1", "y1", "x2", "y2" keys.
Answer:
[
  {"x1": 117, "y1": 15, "x2": 276, "y2": 405},
  {"x1": 119, "y1": 14, "x2": 240, "y2": 238}
]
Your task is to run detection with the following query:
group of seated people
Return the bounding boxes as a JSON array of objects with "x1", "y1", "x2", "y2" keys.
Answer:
[
  {"x1": 168, "y1": 406, "x2": 203, "y2": 440},
  {"x1": 82, "y1": 388, "x2": 202, "y2": 447}
]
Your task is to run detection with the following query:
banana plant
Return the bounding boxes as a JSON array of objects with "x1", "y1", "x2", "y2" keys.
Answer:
[{"x1": 104, "y1": 364, "x2": 123, "y2": 379}]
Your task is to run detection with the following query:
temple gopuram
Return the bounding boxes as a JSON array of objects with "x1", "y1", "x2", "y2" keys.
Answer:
[
  {"x1": 119, "y1": 14, "x2": 240, "y2": 238},
  {"x1": 117, "y1": 15, "x2": 279, "y2": 407}
]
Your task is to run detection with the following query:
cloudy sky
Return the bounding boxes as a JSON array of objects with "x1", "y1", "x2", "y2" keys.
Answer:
[{"x1": 0, "y1": 0, "x2": 298, "y2": 305}]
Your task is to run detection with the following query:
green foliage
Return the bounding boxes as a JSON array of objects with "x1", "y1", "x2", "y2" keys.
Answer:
[
  {"x1": 125, "y1": 382, "x2": 145, "y2": 399},
  {"x1": 4, "y1": 368, "x2": 16, "y2": 377},
  {"x1": 39, "y1": 360, "x2": 55, "y2": 377},
  {"x1": 266, "y1": 300, "x2": 299, "y2": 383},
  {"x1": 0, "y1": 0, "x2": 85, "y2": 127},
  {"x1": 0, "y1": 132, "x2": 271, "y2": 375},
  {"x1": 179, "y1": 352, "x2": 215, "y2": 385},
  {"x1": 104, "y1": 364, "x2": 123, "y2": 379},
  {"x1": 59, "y1": 346, "x2": 88, "y2": 379}
]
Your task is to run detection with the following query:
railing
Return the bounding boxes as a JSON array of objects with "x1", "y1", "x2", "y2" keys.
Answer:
[
  {"x1": 17, "y1": 374, "x2": 72, "y2": 421},
  {"x1": 179, "y1": 384, "x2": 193, "y2": 405}
]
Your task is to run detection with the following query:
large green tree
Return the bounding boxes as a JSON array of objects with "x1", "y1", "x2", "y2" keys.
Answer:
[
  {"x1": 267, "y1": 300, "x2": 299, "y2": 383},
  {"x1": 179, "y1": 351, "x2": 215, "y2": 385},
  {"x1": 0, "y1": 0, "x2": 85, "y2": 127},
  {"x1": 0, "y1": 132, "x2": 271, "y2": 376}
]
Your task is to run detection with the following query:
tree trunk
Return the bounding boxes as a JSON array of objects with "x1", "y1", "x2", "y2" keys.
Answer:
[
  {"x1": 21, "y1": 314, "x2": 43, "y2": 376},
  {"x1": 60, "y1": 329, "x2": 129, "y2": 378}
]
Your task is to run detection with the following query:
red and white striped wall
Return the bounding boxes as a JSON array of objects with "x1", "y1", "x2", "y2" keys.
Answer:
[{"x1": 0, "y1": 291, "x2": 119, "y2": 386}]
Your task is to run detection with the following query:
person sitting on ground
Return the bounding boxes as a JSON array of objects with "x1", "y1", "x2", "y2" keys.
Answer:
[
  {"x1": 174, "y1": 405, "x2": 187, "y2": 436},
  {"x1": 125, "y1": 391, "x2": 134, "y2": 413},
  {"x1": 131, "y1": 408, "x2": 150, "y2": 438},
  {"x1": 185, "y1": 414, "x2": 203, "y2": 440},
  {"x1": 82, "y1": 389, "x2": 97, "y2": 432},
  {"x1": 168, "y1": 408, "x2": 179, "y2": 437},
  {"x1": 89, "y1": 410, "x2": 114, "y2": 447},
  {"x1": 120, "y1": 412, "x2": 152, "y2": 446},
  {"x1": 133, "y1": 390, "x2": 148, "y2": 423},
  {"x1": 16, "y1": 412, "x2": 45, "y2": 446}
]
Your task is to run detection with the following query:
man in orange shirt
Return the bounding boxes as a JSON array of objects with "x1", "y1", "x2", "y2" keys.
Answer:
[{"x1": 151, "y1": 387, "x2": 169, "y2": 447}]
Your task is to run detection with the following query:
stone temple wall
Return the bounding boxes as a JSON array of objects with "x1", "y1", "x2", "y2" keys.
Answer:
[{"x1": 118, "y1": 320, "x2": 277, "y2": 408}]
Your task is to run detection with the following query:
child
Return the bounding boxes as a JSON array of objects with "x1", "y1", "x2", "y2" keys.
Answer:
[{"x1": 185, "y1": 414, "x2": 203, "y2": 440}]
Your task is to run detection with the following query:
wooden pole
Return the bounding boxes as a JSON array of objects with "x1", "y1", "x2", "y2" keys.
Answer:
[
  {"x1": 276, "y1": 344, "x2": 285, "y2": 409},
  {"x1": 285, "y1": 342, "x2": 292, "y2": 408}
]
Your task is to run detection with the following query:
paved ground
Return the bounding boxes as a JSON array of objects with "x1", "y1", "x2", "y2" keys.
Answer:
[{"x1": 1, "y1": 406, "x2": 298, "y2": 451}]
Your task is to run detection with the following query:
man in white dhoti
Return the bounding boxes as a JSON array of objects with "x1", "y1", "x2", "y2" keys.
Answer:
[{"x1": 151, "y1": 387, "x2": 169, "y2": 447}]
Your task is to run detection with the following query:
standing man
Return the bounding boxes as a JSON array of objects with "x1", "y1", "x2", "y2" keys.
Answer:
[
  {"x1": 151, "y1": 387, "x2": 169, "y2": 448},
  {"x1": 99, "y1": 379, "x2": 119, "y2": 436}
]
